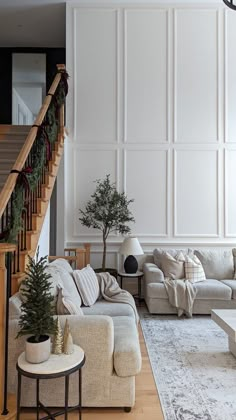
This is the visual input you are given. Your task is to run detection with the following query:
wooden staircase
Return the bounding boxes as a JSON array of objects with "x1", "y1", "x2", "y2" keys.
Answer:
[
  {"x1": 0, "y1": 126, "x2": 30, "y2": 194},
  {"x1": 0, "y1": 65, "x2": 67, "y2": 418}
]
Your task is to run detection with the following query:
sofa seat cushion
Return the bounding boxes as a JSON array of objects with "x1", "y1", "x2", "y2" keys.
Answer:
[
  {"x1": 82, "y1": 300, "x2": 135, "y2": 319},
  {"x1": 113, "y1": 316, "x2": 141, "y2": 377},
  {"x1": 194, "y1": 279, "x2": 232, "y2": 300},
  {"x1": 146, "y1": 279, "x2": 232, "y2": 301},
  {"x1": 194, "y1": 250, "x2": 234, "y2": 280},
  {"x1": 221, "y1": 280, "x2": 236, "y2": 299}
]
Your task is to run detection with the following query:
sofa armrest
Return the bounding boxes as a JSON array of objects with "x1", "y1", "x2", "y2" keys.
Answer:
[
  {"x1": 59, "y1": 315, "x2": 114, "y2": 376},
  {"x1": 8, "y1": 315, "x2": 115, "y2": 392},
  {"x1": 143, "y1": 262, "x2": 164, "y2": 284},
  {"x1": 113, "y1": 317, "x2": 142, "y2": 377}
]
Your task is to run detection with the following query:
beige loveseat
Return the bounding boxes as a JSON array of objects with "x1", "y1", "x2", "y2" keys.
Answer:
[
  {"x1": 142, "y1": 248, "x2": 236, "y2": 314},
  {"x1": 8, "y1": 258, "x2": 142, "y2": 411}
]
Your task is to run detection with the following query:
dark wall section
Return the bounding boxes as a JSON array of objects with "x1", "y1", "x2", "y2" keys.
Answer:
[
  {"x1": 0, "y1": 47, "x2": 65, "y2": 124},
  {"x1": 0, "y1": 50, "x2": 12, "y2": 124}
]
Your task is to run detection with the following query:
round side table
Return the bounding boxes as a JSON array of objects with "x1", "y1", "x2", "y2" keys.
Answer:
[
  {"x1": 16, "y1": 344, "x2": 85, "y2": 420},
  {"x1": 117, "y1": 271, "x2": 144, "y2": 305}
]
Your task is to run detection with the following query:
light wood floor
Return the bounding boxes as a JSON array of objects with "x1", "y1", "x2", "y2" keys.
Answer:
[{"x1": 20, "y1": 325, "x2": 164, "y2": 420}]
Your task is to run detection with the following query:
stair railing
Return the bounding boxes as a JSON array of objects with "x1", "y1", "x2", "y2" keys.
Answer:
[{"x1": 0, "y1": 64, "x2": 68, "y2": 288}]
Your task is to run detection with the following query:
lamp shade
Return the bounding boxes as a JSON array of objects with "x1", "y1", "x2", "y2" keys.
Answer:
[{"x1": 120, "y1": 237, "x2": 144, "y2": 256}]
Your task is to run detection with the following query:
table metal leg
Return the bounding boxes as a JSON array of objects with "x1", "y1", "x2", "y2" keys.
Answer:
[
  {"x1": 16, "y1": 371, "x2": 21, "y2": 420},
  {"x1": 138, "y1": 276, "x2": 141, "y2": 303},
  {"x1": 79, "y1": 369, "x2": 82, "y2": 420},
  {"x1": 36, "y1": 379, "x2": 40, "y2": 420},
  {"x1": 65, "y1": 375, "x2": 69, "y2": 420}
]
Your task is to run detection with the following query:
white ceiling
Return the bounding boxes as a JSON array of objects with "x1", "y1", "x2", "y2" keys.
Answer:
[{"x1": 0, "y1": 0, "x2": 65, "y2": 47}]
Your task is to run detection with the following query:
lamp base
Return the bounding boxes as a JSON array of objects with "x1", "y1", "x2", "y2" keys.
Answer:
[{"x1": 124, "y1": 255, "x2": 138, "y2": 274}]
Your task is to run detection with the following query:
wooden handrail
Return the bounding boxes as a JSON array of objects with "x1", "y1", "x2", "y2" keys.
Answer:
[{"x1": 0, "y1": 64, "x2": 66, "y2": 219}]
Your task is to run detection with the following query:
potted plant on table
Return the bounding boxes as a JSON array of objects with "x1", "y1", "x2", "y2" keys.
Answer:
[
  {"x1": 79, "y1": 174, "x2": 135, "y2": 275},
  {"x1": 17, "y1": 251, "x2": 56, "y2": 363}
]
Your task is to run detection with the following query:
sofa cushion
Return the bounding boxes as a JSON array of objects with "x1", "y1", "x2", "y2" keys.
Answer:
[
  {"x1": 143, "y1": 263, "x2": 164, "y2": 283},
  {"x1": 146, "y1": 282, "x2": 168, "y2": 299},
  {"x1": 57, "y1": 286, "x2": 84, "y2": 315},
  {"x1": 82, "y1": 300, "x2": 135, "y2": 319},
  {"x1": 146, "y1": 279, "x2": 232, "y2": 301},
  {"x1": 113, "y1": 316, "x2": 141, "y2": 377},
  {"x1": 194, "y1": 250, "x2": 234, "y2": 280},
  {"x1": 153, "y1": 248, "x2": 192, "y2": 269},
  {"x1": 185, "y1": 254, "x2": 206, "y2": 283},
  {"x1": 221, "y1": 280, "x2": 236, "y2": 299},
  {"x1": 19, "y1": 264, "x2": 61, "y2": 311},
  {"x1": 9, "y1": 292, "x2": 22, "y2": 319},
  {"x1": 47, "y1": 259, "x2": 82, "y2": 308},
  {"x1": 194, "y1": 279, "x2": 232, "y2": 300},
  {"x1": 73, "y1": 265, "x2": 100, "y2": 306},
  {"x1": 49, "y1": 258, "x2": 74, "y2": 274},
  {"x1": 232, "y1": 249, "x2": 236, "y2": 278},
  {"x1": 161, "y1": 252, "x2": 185, "y2": 279}
]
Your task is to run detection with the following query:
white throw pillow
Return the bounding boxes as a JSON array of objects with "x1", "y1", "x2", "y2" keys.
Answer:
[
  {"x1": 161, "y1": 251, "x2": 186, "y2": 280},
  {"x1": 185, "y1": 255, "x2": 206, "y2": 283},
  {"x1": 49, "y1": 258, "x2": 73, "y2": 274},
  {"x1": 73, "y1": 265, "x2": 100, "y2": 307},
  {"x1": 57, "y1": 286, "x2": 84, "y2": 316}
]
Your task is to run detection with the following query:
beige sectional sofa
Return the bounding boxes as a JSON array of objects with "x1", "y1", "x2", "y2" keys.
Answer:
[
  {"x1": 8, "y1": 258, "x2": 142, "y2": 411},
  {"x1": 143, "y1": 248, "x2": 236, "y2": 314}
]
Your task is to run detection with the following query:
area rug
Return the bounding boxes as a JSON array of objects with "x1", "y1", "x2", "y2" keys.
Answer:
[{"x1": 140, "y1": 313, "x2": 236, "y2": 420}]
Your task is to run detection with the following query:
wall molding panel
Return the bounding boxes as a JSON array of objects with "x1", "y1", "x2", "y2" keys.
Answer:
[
  {"x1": 64, "y1": 2, "x2": 236, "y2": 268},
  {"x1": 174, "y1": 8, "x2": 219, "y2": 143},
  {"x1": 173, "y1": 149, "x2": 220, "y2": 237},
  {"x1": 124, "y1": 8, "x2": 169, "y2": 143}
]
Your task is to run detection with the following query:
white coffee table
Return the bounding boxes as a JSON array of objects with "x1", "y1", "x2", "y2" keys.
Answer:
[{"x1": 211, "y1": 309, "x2": 236, "y2": 356}]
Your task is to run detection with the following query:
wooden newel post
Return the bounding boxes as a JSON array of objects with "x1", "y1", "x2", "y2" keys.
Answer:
[{"x1": 0, "y1": 243, "x2": 16, "y2": 419}]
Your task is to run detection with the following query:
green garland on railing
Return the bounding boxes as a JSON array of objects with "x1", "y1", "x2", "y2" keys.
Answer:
[{"x1": 0, "y1": 71, "x2": 68, "y2": 243}]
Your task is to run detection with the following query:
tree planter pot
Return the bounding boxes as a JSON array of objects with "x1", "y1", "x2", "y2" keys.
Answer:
[{"x1": 25, "y1": 335, "x2": 51, "y2": 364}]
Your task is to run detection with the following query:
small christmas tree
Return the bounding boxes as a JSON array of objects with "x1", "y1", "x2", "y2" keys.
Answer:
[
  {"x1": 17, "y1": 250, "x2": 56, "y2": 342},
  {"x1": 63, "y1": 319, "x2": 74, "y2": 354},
  {"x1": 52, "y1": 317, "x2": 63, "y2": 354}
]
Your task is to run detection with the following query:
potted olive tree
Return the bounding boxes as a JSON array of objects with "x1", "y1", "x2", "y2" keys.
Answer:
[
  {"x1": 17, "y1": 251, "x2": 56, "y2": 363},
  {"x1": 79, "y1": 175, "x2": 135, "y2": 273}
]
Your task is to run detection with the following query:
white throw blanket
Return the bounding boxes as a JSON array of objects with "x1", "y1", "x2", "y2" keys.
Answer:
[
  {"x1": 96, "y1": 272, "x2": 139, "y2": 324},
  {"x1": 164, "y1": 278, "x2": 197, "y2": 317}
]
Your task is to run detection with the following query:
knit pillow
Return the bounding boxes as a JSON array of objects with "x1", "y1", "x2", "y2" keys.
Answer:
[
  {"x1": 161, "y1": 251, "x2": 186, "y2": 279},
  {"x1": 73, "y1": 265, "x2": 100, "y2": 306},
  {"x1": 185, "y1": 255, "x2": 206, "y2": 283},
  {"x1": 57, "y1": 286, "x2": 84, "y2": 315}
]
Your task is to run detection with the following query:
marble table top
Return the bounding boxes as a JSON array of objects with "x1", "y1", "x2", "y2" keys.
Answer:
[
  {"x1": 118, "y1": 270, "x2": 143, "y2": 277},
  {"x1": 18, "y1": 344, "x2": 84, "y2": 375}
]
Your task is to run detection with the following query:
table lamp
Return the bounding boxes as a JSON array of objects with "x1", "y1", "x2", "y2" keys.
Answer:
[{"x1": 120, "y1": 236, "x2": 144, "y2": 273}]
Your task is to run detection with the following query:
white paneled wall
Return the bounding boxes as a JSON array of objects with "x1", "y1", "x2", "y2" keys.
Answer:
[
  {"x1": 125, "y1": 9, "x2": 168, "y2": 143},
  {"x1": 64, "y1": 1, "x2": 236, "y2": 269}
]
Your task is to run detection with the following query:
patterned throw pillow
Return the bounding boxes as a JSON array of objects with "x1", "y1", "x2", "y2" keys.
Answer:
[
  {"x1": 57, "y1": 286, "x2": 84, "y2": 315},
  {"x1": 73, "y1": 265, "x2": 100, "y2": 306},
  {"x1": 161, "y1": 251, "x2": 186, "y2": 280},
  {"x1": 185, "y1": 255, "x2": 206, "y2": 283}
]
